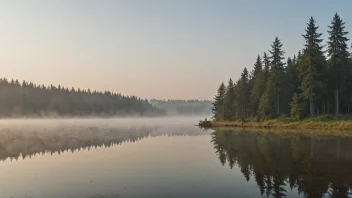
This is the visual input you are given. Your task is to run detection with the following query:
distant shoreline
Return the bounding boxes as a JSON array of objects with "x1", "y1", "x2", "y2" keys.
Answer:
[
  {"x1": 0, "y1": 114, "x2": 165, "y2": 119},
  {"x1": 0, "y1": 114, "x2": 210, "y2": 120}
]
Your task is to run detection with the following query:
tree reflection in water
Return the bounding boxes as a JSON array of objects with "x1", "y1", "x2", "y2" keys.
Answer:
[
  {"x1": 211, "y1": 129, "x2": 352, "y2": 198},
  {"x1": 0, "y1": 123, "x2": 206, "y2": 162}
]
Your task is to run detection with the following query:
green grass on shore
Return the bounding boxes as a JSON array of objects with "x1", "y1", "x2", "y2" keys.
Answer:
[{"x1": 199, "y1": 115, "x2": 352, "y2": 130}]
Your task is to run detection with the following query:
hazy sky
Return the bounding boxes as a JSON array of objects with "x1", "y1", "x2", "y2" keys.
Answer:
[{"x1": 0, "y1": 0, "x2": 351, "y2": 100}]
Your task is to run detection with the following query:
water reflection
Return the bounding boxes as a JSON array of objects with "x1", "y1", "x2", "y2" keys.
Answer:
[
  {"x1": 4, "y1": 118, "x2": 352, "y2": 198},
  {"x1": 211, "y1": 128, "x2": 352, "y2": 198},
  {"x1": 0, "y1": 121, "x2": 207, "y2": 162}
]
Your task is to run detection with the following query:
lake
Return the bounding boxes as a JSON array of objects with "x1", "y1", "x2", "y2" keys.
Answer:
[{"x1": 0, "y1": 117, "x2": 351, "y2": 198}]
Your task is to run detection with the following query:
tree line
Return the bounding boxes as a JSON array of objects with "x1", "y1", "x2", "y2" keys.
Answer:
[
  {"x1": 150, "y1": 99, "x2": 212, "y2": 115},
  {"x1": 0, "y1": 78, "x2": 165, "y2": 117},
  {"x1": 212, "y1": 13, "x2": 352, "y2": 121}
]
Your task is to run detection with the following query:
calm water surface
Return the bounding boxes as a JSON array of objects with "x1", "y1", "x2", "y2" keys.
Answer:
[{"x1": 0, "y1": 117, "x2": 351, "y2": 198}]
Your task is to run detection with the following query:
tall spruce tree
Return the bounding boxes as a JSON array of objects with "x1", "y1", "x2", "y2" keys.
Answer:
[
  {"x1": 327, "y1": 13, "x2": 350, "y2": 116},
  {"x1": 251, "y1": 55, "x2": 263, "y2": 78},
  {"x1": 259, "y1": 52, "x2": 273, "y2": 117},
  {"x1": 259, "y1": 75, "x2": 276, "y2": 117},
  {"x1": 261, "y1": 37, "x2": 284, "y2": 115},
  {"x1": 299, "y1": 17, "x2": 325, "y2": 117},
  {"x1": 212, "y1": 82, "x2": 226, "y2": 121},
  {"x1": 224, "y1": 79, "x2": 235, "y2": 120},
  {"x1": 250, "y1": 55, "x2": 265, "y2": 115},
  {"x1": 296, "y1": 51, "x2": 303, "y2": 66},
  {"x1": 285, "y1": 57, "x2": 300, "y2": 112},
  {"x1": 235, "y1": 68, "x2": 250, "y2": 118},
  {"x1": 263, "y1": 52, "x2": 270, "y2": 84}
]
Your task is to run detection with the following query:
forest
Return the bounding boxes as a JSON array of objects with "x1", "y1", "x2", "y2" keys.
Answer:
[
  {"x1": 212, "y1": 13, "x2": 352, "y2": 122},
  {"x1": 150, "y1": 99, "x2": 212, "y2": 115},
  {"x1": 0, "y1": 78, "x2": 165, "y2": 117}
]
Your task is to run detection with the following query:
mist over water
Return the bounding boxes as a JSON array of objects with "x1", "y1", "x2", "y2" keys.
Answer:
[
  {"x1": 0, "y1": 116, "x2": 210, "y2": 133},
  {"x1": 0, "y1": 117, "x2": 209, "y2": 160},
  {"x1": 0, "y1": 117, "x2": 215, "y2": 198}
]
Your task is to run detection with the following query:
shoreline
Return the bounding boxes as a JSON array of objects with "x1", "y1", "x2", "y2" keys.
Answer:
[{"x1": 198, "y1": 119, "x2": 352, "y2": 131}]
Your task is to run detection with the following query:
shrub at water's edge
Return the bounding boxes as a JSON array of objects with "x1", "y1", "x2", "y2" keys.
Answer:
[{"x1": 198, "y1": 118, "x2": 212, "y2": 128}]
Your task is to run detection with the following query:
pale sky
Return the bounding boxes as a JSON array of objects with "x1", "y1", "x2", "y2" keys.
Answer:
[{"x1": 0, "y1": 0, "x2": 351, "y2": 100}]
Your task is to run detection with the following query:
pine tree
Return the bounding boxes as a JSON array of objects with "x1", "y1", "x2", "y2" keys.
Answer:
[
  {"x1": 212, "y1": 82, "x2": 226, "y2": 121},
  {"x1": 259, "y1": 37, "x2": 284, "y2": 115},
  {"x1": 250, "y1": 55, "x2": 265, "y2": 115},
  {"x1": 235, "y1": 68, "x2": 250, "y2": 118},
  {"x1": 299, "y1": 17, "x2": 325, "y2": 117},
  {"x1": 258, "y1": 52, "x2": 272, "y2": 118},
  {"x1": 224, "y1": 79, "x2": 235, "y2": 120},
  {"x1": 285, "y1": 57, "x2": 300, "y2": 113},
  {"x1": 259, "y1": 76, "x2": 276, "y2": 117},
  {"x1": 263, "y1": 52, "x2": 270, "y2": 85},
  {"x1": 259, "y1": 51, "x2": 273, "y2": 117},
  {"x1": 251, "y1": 55, "x2": 263, "y2": 78},
  {"x1": 297, "y1": 50, "x2": 302, "y2": 59},
  {"x1": 327, "y1": 13, "x2": 350, "y2": 116}
]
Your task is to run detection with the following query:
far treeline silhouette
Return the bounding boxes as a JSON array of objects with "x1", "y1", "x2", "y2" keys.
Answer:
[
  {"x1": 0, "y1": 79, "x2": 165, "y2": 117},
  {"x1": 212, "y1": 13, "x2": 352, "y2": 121}
]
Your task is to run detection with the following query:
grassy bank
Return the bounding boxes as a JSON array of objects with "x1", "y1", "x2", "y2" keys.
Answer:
[
  {"x1": 198, "y1": 115, "x2": 352, "y2": 130},
  {"x1": 212, "y1": 126, "x2": 352, "y2": 137}
]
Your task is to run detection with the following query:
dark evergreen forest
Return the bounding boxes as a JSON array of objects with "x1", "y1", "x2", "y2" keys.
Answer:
[
  {"x1": 0, "y1": 78, "x2": 165, "y2": 117},
  {"x1": 212, "y1": 14, "x2": 352, "y2": 121}
]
